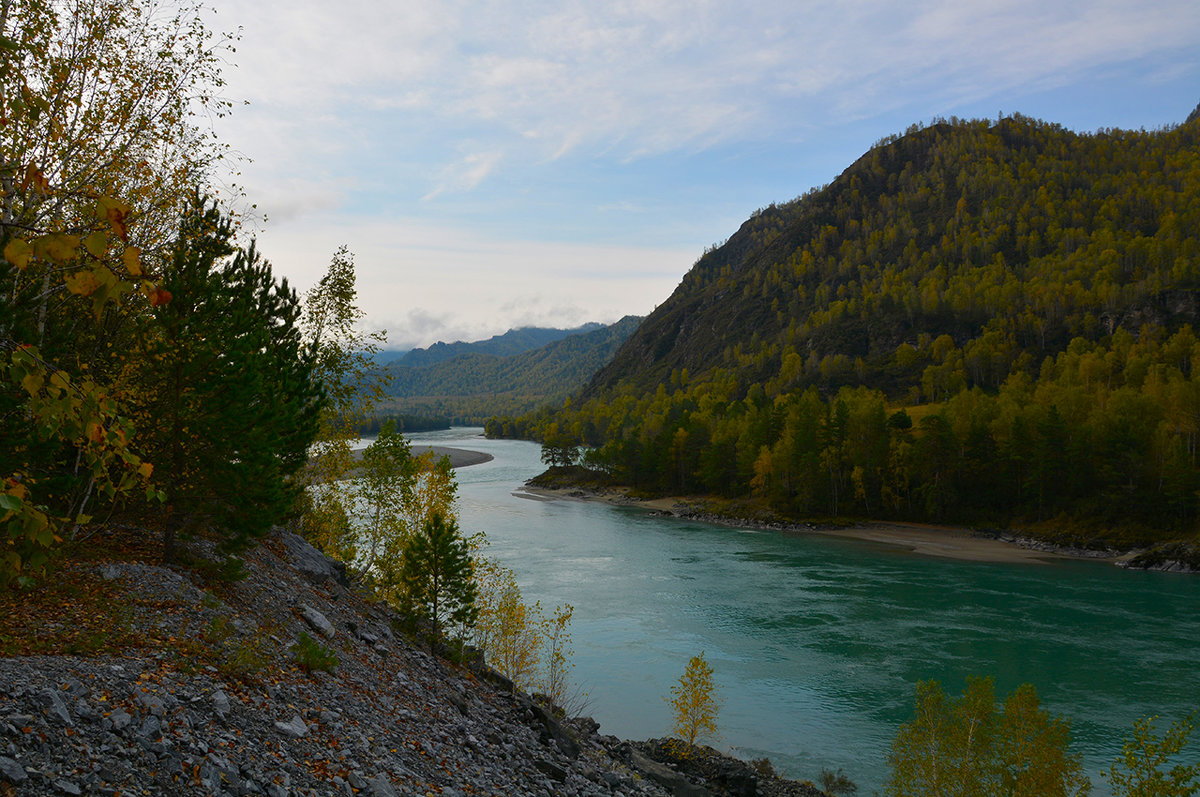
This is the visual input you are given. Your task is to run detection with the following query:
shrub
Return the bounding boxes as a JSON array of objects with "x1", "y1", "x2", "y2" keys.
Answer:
[{"x1": 292, "y1": 631, "x2": 338, "y2": 673}]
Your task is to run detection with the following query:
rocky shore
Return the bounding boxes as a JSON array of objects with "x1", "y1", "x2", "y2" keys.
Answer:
[{"x1": 0, "y1": 529, "x2": 828, "y2": 796}]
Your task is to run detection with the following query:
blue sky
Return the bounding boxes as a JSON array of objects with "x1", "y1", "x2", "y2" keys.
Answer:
[{"x1": 208, "y1": 0, "x2": 1200, "y2": 350}]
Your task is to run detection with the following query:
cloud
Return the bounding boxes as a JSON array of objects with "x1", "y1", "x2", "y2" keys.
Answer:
[
  {"x1": 201, "y1": 0, "x2": 1200, "y2": 342},
  {"x1": 215, "y1": 0, "x2": 1200, "y2": 189},
  {"x1": 423, "y1": 150, "x2": 505, "y2": 200},
  {"x1": 247, "y1": 213, "x2": 692, "y2": 348}
]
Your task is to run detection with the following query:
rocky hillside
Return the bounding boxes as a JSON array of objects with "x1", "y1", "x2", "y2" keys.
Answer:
[{"x1": 0, "y1": 530, "x2": 827, "y2": 796}]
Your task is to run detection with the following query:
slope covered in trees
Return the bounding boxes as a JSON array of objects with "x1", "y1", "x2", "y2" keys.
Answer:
[
  {"x1": 493, "y1": 109, "x2": 1200, "y2": 551},
  {"x1": 376, "y1": 315, "x2": 642, "y2": 423}
]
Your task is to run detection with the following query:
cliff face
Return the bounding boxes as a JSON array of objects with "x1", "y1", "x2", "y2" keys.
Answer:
[{"x1": 0, "y1": 530, "x2": 828, "y2": 797}]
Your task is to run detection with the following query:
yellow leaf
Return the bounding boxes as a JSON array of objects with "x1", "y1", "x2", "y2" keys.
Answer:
[
  {"x1": 137, "y1": 462, "x2": 154, "y2": 480},
  {"x1": 20, "y1": 372, "x2": 43, "y2": 395},
  {"x1": 122, "y1": 246, "x2": 143, "y2": 276},
  {"x1": 34, "y1": 233, "x2": 81, "y2": 263},
  {"x1": 64, "y1": 269, "x2": 101, "y2": 296},
  {"x1": 84, "y1": 231, "x2": 108, "y2": 258},
  {"x1": 4, "y1": 239, "x2": 32, "y2": 270},
  {"x1": 18, "y1": 163, "x2": 49, "y2": 195},
  {"x1": 96, "y1": 197, "x2": 131, "y2": 242}
]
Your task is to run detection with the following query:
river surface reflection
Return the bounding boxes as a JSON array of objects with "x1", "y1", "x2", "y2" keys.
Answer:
[{"x1": 406, "y1": 427, "x2": 1200, "y2": 794}]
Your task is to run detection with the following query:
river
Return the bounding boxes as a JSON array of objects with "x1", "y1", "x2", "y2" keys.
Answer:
[{"x1": 405, "y1": 427, "x2": 1200, "y2": 794}]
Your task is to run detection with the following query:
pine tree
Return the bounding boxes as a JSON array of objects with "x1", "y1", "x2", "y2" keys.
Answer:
[
  {"x1": 398, "y1": 512, "x2": 477, "y2": 646},
  {"x1": 134, "y1": 193, "x2": 324, "y2": 558}
]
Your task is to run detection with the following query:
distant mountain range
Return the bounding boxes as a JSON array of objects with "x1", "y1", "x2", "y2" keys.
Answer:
[
  {"x1": 374, "y1": 324, "x2": 605, "y2": 368},
  {"x1": 373, "y1": 317, "x2": 642, "y2": 423}
]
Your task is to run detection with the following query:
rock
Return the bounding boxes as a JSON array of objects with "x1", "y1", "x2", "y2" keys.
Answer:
[
  {"x1": 523, "y1": 698, "x2": 579, "y2": 758},
  {"x1": 211, "y1": 689, "x2": 230, "y2": 718},
  {"x1": 52, "y1": 778, "x2": 82, "y2": 795},
  {"x1": 629, "y1": 749, "x2": 712, "y2": 797},
  {"x1": 36, "y1": 688, "x2": 72, "y2": 726},
  {"x1": 137, "y1": 715, "x2": 161, "y2": 741},
  {"x1": 534, "y1": 759, "x2": 568, "y2": 781},
  {"x1": 109, "y1": 708, "x2": 132, "y2": 731},
  {"x1": 274, "y1": 714, "x2": 308, "y2": 739},
  {"x1": 299, "y1": 603, "x2": 335, "y2": 638},
  {"x1": 367, "y1": 775, "x2": 398, "y2": 796},
  {"x1": 0, "y1": 755, "x2": 27, "y2": 783},
  {"x1": 278, "y1": 530, "x2": 348, "y2": 586}
]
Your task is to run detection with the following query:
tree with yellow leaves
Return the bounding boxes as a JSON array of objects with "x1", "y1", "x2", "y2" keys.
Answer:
[
  {"x1": 1, "y1": 0, "x2": 239, "y2": 582},
  {"x1": 667, "y1": 652, "x2": 721, "y2": 750}
]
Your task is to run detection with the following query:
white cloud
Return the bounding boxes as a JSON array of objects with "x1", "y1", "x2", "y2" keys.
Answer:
[
  {"x1": 249, "y1": 214, "x2": 692, "y2": 348},
  {"x1": 200, "y1": 0, "x2": 1200, "y2": 340},
  {"x1": 423, "y1": 150, "x2": 505, "y2": 200}
]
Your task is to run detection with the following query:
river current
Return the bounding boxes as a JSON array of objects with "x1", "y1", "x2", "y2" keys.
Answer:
[{"x1": 405, "y1": 427, "x2": 1199, "y2": 794}]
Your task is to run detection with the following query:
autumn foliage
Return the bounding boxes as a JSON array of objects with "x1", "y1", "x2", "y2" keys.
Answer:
[
  {"x1": 0, "y1": 1, "x2": 321, "y2": 583},
  {"x1": 667, "y1": 652, "x2": 721, "y2": 751}
]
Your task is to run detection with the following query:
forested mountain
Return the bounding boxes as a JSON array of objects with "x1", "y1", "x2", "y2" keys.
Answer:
[
  {"x1": 379, "y1": 323, "x2": 605, "y2": 368},
  {"x1": 375, "y1": 316, "x2": 641, "y2": 423},
  {"x1": 491, "y1": 109, "x2": 1200, "y2": 550}
]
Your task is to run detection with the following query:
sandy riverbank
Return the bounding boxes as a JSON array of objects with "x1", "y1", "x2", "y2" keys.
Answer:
[
  {"x1": 412, "y1": 445, "x2": 494, "y2": 468},
  {"x1": 517, "y1": 484, "x2": 1124, "y2": 566},
  {"x1": 327, "y1": 446, "x2": 493, "y2": 479}
]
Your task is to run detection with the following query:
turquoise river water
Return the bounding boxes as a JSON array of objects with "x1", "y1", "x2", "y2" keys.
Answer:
[{"x1": 404, "y1": 427, "x2": 1199, "y2": 794}]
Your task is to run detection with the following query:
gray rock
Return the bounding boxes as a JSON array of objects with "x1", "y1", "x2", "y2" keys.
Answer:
[
  {"x1": 629, "y1": 749, "x2": 711, "y2": 797},
  {"x1": 52, "y1": 778, "x2": 82, "y2": 795},
  {"x1": 274, "y1": 714, "x2": 308, "y2": 739},
  {"x1": 0, "y1": 755, "x2": 27, "y2": 783},
  {"x1": 135, "y1": 692, "x2": 166, "y2": 717},
  {"x1": 109, "y1": 708, "x2": 132, "y2": 731},
  {"x1": 299, "y1": 604, "x2": 335, "y2": 638},
  {"x1": 212, "y1": 690, "x2": 230, "y2": 718},
  {"x1": 138, "y1": 715, "x2": 161, "y2": 741},
  {"x1": 37, "y1": 689, "x2": 72, "y2": 726},
  {"x1": 534, "y1": 760, "x2": 568, "y2": 781},
  {"x1": 367, "y1": 775, "x2": 398, "y2": 797},
  {"x1": 279, "y1": 531, "x2": 348, "y2": 586}
]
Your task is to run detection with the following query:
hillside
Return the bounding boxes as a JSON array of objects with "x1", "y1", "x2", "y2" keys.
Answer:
[
  {"x1": 376, "y1": 316, "x2": 642, "y2": 423},
  {"x1": 0, "y1": 527, "x2": 825, "y2": 796},
  {"x1": 494, "y1": 108, "x2": 1200, "y2": 550},
  {"x1": 586, "y1": 114, "x2": 1200, "y2": 399}
]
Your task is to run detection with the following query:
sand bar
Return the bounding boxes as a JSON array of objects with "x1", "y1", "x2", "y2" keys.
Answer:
[
  {"x1": 412, "y1": 445, "x2": 494, "y2": 469},
  {"x1": 517, "y1": 485, "x2": 1122, "y2": 566}
]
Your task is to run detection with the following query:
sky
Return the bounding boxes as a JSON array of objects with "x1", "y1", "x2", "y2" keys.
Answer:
[{"x1": 206, "y1": 0, "x2": 1200, "y2": 351}]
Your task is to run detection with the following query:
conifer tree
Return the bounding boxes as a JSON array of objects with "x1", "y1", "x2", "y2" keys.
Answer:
[
  {"x1": 134, "y1": 193, "x2": 324, "y2": 558},
  {"x1": 397, "y1": 512, "x2": 477, "y2": 645}
]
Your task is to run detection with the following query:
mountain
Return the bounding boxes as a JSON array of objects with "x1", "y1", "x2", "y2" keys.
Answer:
[
  {"x1": 496, "y1": 107, "x2": 1200, "y2": 549},
  {"x1": 381, "y1": 323, "x2": 605, "y2": 370},
  {"x1": 586, "y1": 112, "x2": 1200, "y2": 400},
  {"x1": 375, "y1": 316, "x2": 642, "y2": 423}
]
